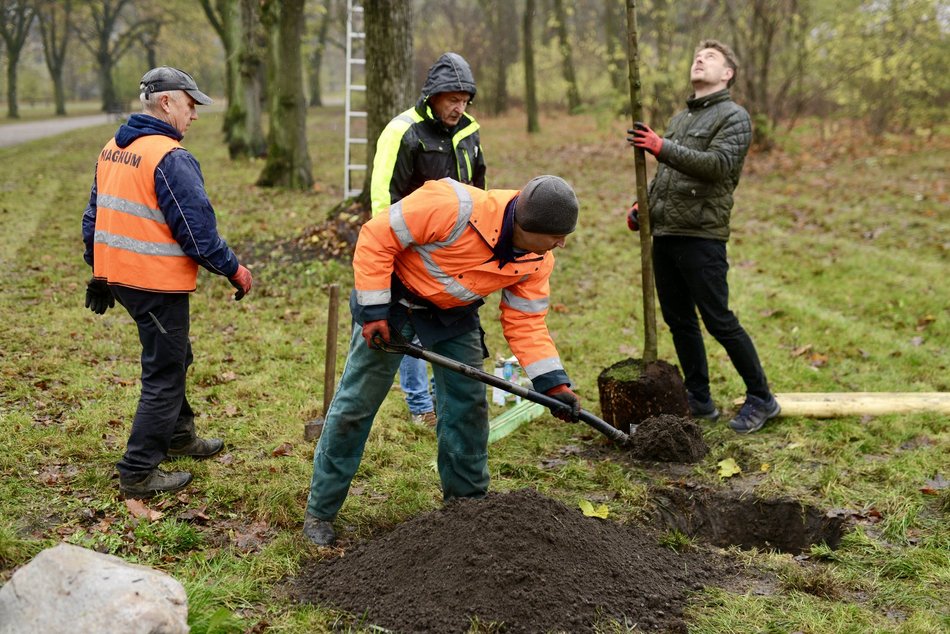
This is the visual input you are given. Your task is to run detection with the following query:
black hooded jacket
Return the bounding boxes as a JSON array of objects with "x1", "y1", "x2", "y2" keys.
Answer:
[{"x1": 370, "y1": 53, "x2": 487, "y2": 215}]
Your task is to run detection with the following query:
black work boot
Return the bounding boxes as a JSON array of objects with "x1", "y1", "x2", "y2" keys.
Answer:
[
  {"x1": 167, "y1": 436, "x2": 224, "y2": 458},
  {"x1": 303, "y1": 513, "x2": 336, "y2": 546},
  {"x1": 687, "y1": 392, "x2": 720, "y2": 422},
  {"x1": 119, "y1": 468, "x2": 193, "y2": 498}
]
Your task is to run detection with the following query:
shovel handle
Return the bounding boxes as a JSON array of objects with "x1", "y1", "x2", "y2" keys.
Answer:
[{"x1": 373, "y1": 334, "x2": 630, "y2": 444}]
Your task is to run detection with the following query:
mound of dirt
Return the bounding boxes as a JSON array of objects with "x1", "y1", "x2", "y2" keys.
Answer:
[
  {"x1": 628, "y1": 415, "x2": 709, "y2": 463},
  {"x1": 293, "y1": 489, "x2": 745, "y2": 633}
]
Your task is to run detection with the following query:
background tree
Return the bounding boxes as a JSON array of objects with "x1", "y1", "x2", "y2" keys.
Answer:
[
  {"x1": 477, "y1": 0, "x2": 518, "y2": 115},
  {"x1": 74, "y1": 0, "x2": 158, "y2": 111},
  {"x1": 357, "y1": 0, "x2": 413, "y2": 208},
  {"x1": 552, "y1": 0, "x2": 581, "y2": 113},
  {"x1": 0, "y1": 0, "x2": 36, "y2": 118},
  {"x1": 257, "y1": 0, "x2": 313, "y2": 189},
  {"x1": 523, "y1": 0, "x2": 539, "y2": 133},
  {"x1": 307, "y1": 0, "x2": 335, "y2": 107},
  {"x1": 35, "y1": 0, "x2": 72, "y2": 116}
]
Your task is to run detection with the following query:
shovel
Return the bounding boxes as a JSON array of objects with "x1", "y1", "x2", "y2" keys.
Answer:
[{"x1": 373, "y1": 332, "x2": 631, "y2": 445}]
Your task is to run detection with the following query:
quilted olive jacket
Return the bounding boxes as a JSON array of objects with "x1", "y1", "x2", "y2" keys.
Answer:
[{"x1": 648, "y1": 89, "x2": 752, "y2": 241}]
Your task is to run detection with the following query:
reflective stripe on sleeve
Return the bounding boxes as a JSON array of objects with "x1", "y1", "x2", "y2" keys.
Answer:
[
  {"x1": 523, "y1": 356, "x2": 565, "y2": 379},
  {"x1": 356, "y1": 289, "x2": 391, "y2": 305},
  {"x1": 501, "y1": 289, "x2": 549, "y2": 314}
]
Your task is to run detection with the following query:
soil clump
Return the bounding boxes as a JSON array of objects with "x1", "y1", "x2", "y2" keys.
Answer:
[
  {"x1": 293, "y1": 488, "x2": 746, "y2": 633},
  {"x1": 628, "y1": 414, "x2": 709, "y2": 463}
]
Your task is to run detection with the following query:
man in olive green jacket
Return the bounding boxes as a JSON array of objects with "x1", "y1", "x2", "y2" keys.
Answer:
[{"x1": 627, "y1": 39, "x2": 780, "y2": 434}]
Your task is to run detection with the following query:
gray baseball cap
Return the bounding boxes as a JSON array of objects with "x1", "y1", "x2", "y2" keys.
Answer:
[{"x1": 139, "y1": 66, "x2": 213, "y2": 105}]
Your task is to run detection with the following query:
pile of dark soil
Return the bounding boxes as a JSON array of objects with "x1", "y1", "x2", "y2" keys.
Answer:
[
  {"x1": 293, "y1": 489, "x2": 745, "y2": 633},
  {"x1": 628, "y1": 415, "x2": 709, "y2": 463}
]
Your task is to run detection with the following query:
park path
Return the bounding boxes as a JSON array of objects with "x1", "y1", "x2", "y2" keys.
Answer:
[{"x1": 0, "y1": 114, "x2": 116, "y2": 148}]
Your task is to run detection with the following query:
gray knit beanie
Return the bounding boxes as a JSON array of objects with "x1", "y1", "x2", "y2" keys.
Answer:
[{"x1": 514, "y1": 175, "x2": 579, "y2": 234}]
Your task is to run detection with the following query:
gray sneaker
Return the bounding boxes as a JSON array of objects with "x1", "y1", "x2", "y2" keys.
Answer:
[
  {"x1": 687, "y1": 392, "x2": 720, "y2": 421},
  {"x1": 729, "y1": 395, "x2": 781, "y2": 434},
  {"x1": 119, "y1": 468, "x2": 193, "y2": 498},
  {"x1": 168, "y1": 437, "x2": 224, "y2": 459},
  {"x1": 303, "y1": 513, "x2": 336, "y2": 546}
]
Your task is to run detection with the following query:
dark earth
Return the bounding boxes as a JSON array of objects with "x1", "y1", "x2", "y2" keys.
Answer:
[
  {"x1": 292, "y1": 489, "x2": 751, "y2": 633},
  {"x1": 598, "y1": 359, "x2": 690, "y2": 432},
  {"x1": 627, "y1": 414, "x2": 709, "y2": 463}
]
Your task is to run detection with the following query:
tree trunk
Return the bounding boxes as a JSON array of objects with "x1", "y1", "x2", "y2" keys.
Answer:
[
  {"x1": 257, "y1": 0, "x2": 313, "y2": 189},
  {"x1": 553, "y1": 0, "x2": 581, "y2": 113},
  {"x1": 308, "y1": 0, "x2": 333, "y2": 107},
  {"x1": 523, "y1": 0, "x2": 539, "y2": 133},
  {"x1": 36, "y1": 0, "x2": 73, "y2": 117},
  {"x1": 603, "y1": 0, "x2": 625, "y2": 92},
  {"x1": 358, "y1": 0, "x2": 413, "y2": 207},
  {"x1": 478, "y1": 0, "x2": 517, "y2": 116},
  {"x1": 0, "y1": 0, "x2": 36, "y2": 119},
  {"x1": 238, "y1": 0, "x2": 267, "y2": 158}
]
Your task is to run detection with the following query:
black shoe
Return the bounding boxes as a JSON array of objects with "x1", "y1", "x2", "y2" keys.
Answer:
[
  {"x1": 303, "y1": 513, "x2": 336, "y2": 546},
  {"x1": 687, "y1": 392, "x2": 720, "y2": 421},
  {"x1": 729, "y1": 394, "x2": 781, "y2": 434},
  {"x1": 119, "y1": 468, "x2": 193, "y2": 498},
  {"x1": 168, "y1": 437, "x2": 224, "y2": 459}
]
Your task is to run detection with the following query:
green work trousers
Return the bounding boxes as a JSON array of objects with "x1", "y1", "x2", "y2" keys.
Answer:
[{"x1": 306, "y1": 321, "x2": 489, "y2": 521}]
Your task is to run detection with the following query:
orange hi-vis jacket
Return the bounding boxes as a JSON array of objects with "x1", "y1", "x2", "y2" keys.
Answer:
[
  {"x1": 354, "y1": 178, "x2": 566, "y2": 385},
  {"x1": 92, "y1": 135, "x2": 199, "y2": 292}
]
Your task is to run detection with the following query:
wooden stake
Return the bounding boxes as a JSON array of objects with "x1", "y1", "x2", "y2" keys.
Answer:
[{"x1": 624, "y1": 0, "x2": 657, "y2": 364}]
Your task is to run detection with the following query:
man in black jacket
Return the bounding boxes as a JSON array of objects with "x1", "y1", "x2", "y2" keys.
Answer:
[
  {"x1": 627, "y1": 39, "x2": 780, "y2": 433},
  {"x1": 368, "y1": 52, "x2": 487, "y2": 427}
]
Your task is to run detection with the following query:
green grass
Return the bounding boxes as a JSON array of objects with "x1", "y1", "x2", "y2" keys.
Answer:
[{"x1": 0, "y1": 106, "x2": 948, "y2": 632}]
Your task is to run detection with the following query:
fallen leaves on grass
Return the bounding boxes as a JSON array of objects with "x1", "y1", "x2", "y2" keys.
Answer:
[
  {"x1": 578, "y1": 499, "x2": 609, "y2": 519},
  {"x1": 717, "y1": 458, "x2": 742, "y2": 479},
  {"x1": 125, "y1": 498, "x2": 164, "y2": 521},
  {"x1": 271, "y1": 442, "x2": 294, "y2": 457}
]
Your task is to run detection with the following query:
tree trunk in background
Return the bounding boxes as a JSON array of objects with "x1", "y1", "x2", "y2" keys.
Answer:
[
  {"x1": 0, "y1": 0, "x2": 36, "y2": 119},
  {"x1": 75, "y1": 0, "x2": 155, "y2": 112},
  {"x1": 603, "y1": 0, "x2": 626, "y2": 93},
  {"x1": 648, "y1": 0, "x2": 679, "y2": 125},
  {"x1": 36, "y1": 0, "x2": 72, "y2": 116},
  {"x1": 238, "y1": 0, "x2": 267, "y2": 158},
  {"x1": 478, "y1": 0, "x2": 517, "y2": 116},
  {"x1": 257, "y1": 0, "x2": 312, "y2": 189},
  {"x1": 553, "y1": 0, "x2": 581, "y2": 114},
  {"x1": 308, "y1": 0, "x2": 333, "y2": 107},
  {"x1": 198, "y1": 0, "x2": 240, "y2": 143},
  {"x1": 523, "y1": 0, "x2": 539, "y2": 133},
  {"x1": 358, "y1": 0, "x2": 413, "y2": 207}
]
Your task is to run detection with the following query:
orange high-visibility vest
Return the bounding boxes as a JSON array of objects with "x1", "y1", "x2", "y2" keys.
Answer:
[
  {"x1": 354, "y1": 178, "x2": 565, "y2": 382},
  {"x1": 92, "y1": 135, "x2": 199, "y2": 292}
]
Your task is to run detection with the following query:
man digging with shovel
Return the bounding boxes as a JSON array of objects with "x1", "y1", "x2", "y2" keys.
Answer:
[{"x1": 303, "y1": 176, "x2": 581, "y2": 546}]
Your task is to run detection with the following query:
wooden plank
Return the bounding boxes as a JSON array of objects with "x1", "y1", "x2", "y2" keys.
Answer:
[{"x1": 733, "y1": 393, "x2": 950, "y2": 418}]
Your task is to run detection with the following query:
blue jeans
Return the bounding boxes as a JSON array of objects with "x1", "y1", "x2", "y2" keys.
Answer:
[
  {"x1": 306, "y1": 321, "x2": 489, "y2": 521},
  {"x1": 399, "y1": 344, "x2": 433, "y2": 414}
]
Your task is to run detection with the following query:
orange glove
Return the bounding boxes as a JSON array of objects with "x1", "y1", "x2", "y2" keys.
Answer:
[
  {"x1": 229, "y1": 264, "x2": 253, "y2": 301},
  {"x1": 627, "y1": 122, "x2": 663, "y2": 156},
  {"x1": 545, "y1": 384, "x2": 581, "y2": 422},
  {"x1": 362, "y1": 320, "x2": 390, "y2": 349}
]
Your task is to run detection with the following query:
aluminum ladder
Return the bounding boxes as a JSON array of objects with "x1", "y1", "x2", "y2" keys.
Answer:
[{"x1": 343, "y1": 0, "x2": 366, "y2": 199}]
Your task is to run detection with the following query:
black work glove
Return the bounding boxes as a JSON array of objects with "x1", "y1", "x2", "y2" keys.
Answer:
[
  {"x1": 85, "y1": 278, "x2": 114, "y2": 315},
  {"x1": 545, "y1": 384, "x2": 581, "y2": 422}
]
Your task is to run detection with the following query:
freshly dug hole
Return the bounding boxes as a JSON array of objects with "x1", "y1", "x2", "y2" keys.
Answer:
[{"x1": 293, "y1": 489, "x2": 748, "y2": 633}]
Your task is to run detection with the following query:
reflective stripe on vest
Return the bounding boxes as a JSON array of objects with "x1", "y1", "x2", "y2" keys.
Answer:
[{"x1": 93, "y1": 135, "x2": 198, "y2": 292}]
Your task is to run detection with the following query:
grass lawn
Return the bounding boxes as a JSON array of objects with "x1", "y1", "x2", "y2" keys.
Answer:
[{"x1": 0, "y1": 105, "x2": 947, "y2": 633}]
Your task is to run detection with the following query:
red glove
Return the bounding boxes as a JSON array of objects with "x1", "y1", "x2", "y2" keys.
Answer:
[
  {"x1": 626, "y1": 202, "x2": 640, "y2": 232},
  {"x1": 362, "y1": 320, "x2": 390, "y2": 349},
  {"x1": 228, "y1": 264, "x2": 253, "y2": 301},
  {"x1": 545, "y1": 384, "x2": 581, "y2": 422},
  {"x1": 627, "y1": 122, "x2": 663, "y2": 156}
]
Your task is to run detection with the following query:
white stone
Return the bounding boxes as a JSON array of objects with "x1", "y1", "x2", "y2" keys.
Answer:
[{"x1": 0, "y1": 543, "x2": 189, "y2": 634}]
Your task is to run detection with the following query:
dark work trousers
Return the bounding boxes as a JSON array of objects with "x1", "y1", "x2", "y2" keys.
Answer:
[
  {"x1": 652, "y1": 236, "x2": 771, "y2": 402},
  {"x1": 111, "y1": 286, "x2": 194, "y2": 479}
]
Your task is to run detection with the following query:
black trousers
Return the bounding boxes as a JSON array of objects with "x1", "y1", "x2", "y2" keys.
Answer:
[
  {"x1": 652, "y1": 236, "x2": 771, "y2": 402},
  {"x1": 111, "y1": 287, "x2": 195, "y2": 478}
]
